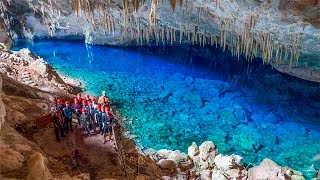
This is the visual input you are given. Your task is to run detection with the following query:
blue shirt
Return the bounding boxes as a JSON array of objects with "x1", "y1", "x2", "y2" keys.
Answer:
[{"x1": 63, "y1": 107, "x2": 72, "y2": 118}]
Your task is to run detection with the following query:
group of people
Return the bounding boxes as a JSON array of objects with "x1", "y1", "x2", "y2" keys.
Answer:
[{"x1": 51, "y1": 91, "x2": 115, "y2": 144}]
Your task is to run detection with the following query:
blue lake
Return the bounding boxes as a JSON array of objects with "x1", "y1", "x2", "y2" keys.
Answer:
[{"x1": 12, "y1": 39, "x2": 320, "y2": 178}]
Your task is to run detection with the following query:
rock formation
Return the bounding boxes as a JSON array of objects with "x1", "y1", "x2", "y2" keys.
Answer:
[
  {"x1": 0, "y1": 74, "x2": 5, "y2": 130},
  {"x1": 27, "y1": 152, "x2": 52, "y2": 180},
  {"x1": 150, "y1": 141, "x2": 309, "y2": 179},
  {"x1": 0, "y1": 43, "x2": 80, "y2": 96}
]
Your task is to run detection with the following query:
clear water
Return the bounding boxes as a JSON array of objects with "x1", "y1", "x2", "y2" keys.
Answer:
[{"x1": 12, "y1": 39, "x2": 320, "y2": 178}]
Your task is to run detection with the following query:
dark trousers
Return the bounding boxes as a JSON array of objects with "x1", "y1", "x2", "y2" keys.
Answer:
[
  {"x1": 99, "y1": 122, "x2": 103, "y2": 132},
  {"x1": 65, "y1": 117, "x2": 73, "y2": 130},
  {"x1": 54, "y1": 124, "x2": 63, "y2": 141}
]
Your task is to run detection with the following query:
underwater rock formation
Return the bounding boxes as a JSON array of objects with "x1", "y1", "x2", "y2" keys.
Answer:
[{"x1": 1, "y1": 0, "x2": 320, "y2": 82}]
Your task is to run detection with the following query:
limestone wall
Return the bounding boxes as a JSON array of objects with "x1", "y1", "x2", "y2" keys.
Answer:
[{"x1": 0, "y1": 74, "x2": 5, "y2": 130}]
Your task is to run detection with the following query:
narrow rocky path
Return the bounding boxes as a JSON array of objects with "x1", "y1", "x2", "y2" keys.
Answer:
[{"x1": 33, "y1": 123, "x2": 125, "y2": 180}]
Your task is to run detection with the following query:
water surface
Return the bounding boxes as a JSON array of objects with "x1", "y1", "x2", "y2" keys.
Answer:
[{"x1": 12, "y1": 39, "x2": 320, "y2": 178}]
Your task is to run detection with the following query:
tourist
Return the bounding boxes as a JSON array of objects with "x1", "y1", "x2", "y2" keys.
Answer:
[
  {"x1": 73, "y1": 98, "x2": 82, "y2": 127},
  {"x1": 80, "y1": 108, "x2": 91, "y2": 136},
  {"x1": 52, "y1": 109, "x2": 65, "y2": 142},
  {"x1": 56, "y1": 98, "x2": 64, "y2": 111},
  {"x1": 102, "y1": 107, "x2": 114, "y2": 144},
  {"x1": 88, "y1": 102, "x2": 96, "y2": 133},
  {"x1": 63, "y1": 101, "x2": 73, "y2": 131},
  {"x1": 91, "y1": 96, "x2": 97, "y2": 109},
  {"x1": 85, "y1": 94, "x2": 91, "y2": 103},
  {"x1": 82, "y1": 99, "x2": 90, "y2": 113},
  {"x1": 98, "y1": 91, "x2": 110, "y2": 105},
  {"x1": 75, "y1": 93, "x2": 82, "y2": 105},
  {"x1": 95, "y1": 104, "x2": 103, "y2": 135},
  {"x1": 106, "y1": 111, "x2": 114, "y2": 141}
]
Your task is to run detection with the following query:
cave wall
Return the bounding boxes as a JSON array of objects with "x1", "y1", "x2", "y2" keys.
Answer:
[{"x1": 0, "y1": 75, "x2": 5, "y2": 130}]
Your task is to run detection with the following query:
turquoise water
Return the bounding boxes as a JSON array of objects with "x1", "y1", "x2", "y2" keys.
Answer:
[{"x1": 12, "y1": 39, "x2": 320, "y2": 178}]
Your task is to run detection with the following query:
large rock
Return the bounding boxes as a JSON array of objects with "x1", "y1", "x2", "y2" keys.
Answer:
[
  {"x1": 155, "y1": 149, "x2": 193, "y2": 170},
  {"x1": 156, "y1": 159, "x2": 177, "y2": 170},
  {"x1": 60, "y1": 173, "x2": 90, "y2": 180},
  {"x1": 211, "y1": 169, "x2": 227, "y2": 180},
  {"x1": 247, "y1": 158, "x2": 286, "y2": 180},
  {"x1": 0, "y1": 149, "x2": 24, "y2": 173},
  {"x1": 0, "y1": 140, "x2": 24, "y2": 173},
  {"x1": 214, "y1": 154, "x2": 241, "y2": 171},
  {"x1": 27, "y1": 152, "x2": 52, "y2": 180},
  {"x1": 317, "y1": 170, "x2": 320, "y2": 180},
  {"x1": 187, "y1": 142, "x2": 199, "y2": 158},
  {"x1": 199, "y1": 170, "x2": 211, "y2": 180},
  {"x1": 199, "y1": 141, "x2": 217, "y2": 161}
]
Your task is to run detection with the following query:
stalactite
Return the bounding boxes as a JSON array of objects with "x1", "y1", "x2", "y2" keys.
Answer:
[{"x1": 179, "y1": 24, "x2": 183, "y2": 44}]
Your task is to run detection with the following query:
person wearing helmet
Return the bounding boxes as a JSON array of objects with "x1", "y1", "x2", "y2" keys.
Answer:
[
  {"x1": 95, "y1": 105, "x2": 103, "y2": 135},
  {"x1": 91, "y1": 96, "x2": 97, "y2": 109},
  {"x1": 106, "y1": 111, "x2": 114, "y2": 142},
  {"x1": 52, "y1": 109, "x2": 65, "y2": 142},
  {"x1": 80, "y1": 108, "x2": 91, "y2": 136},
  {"x1": 88, "y1": 102, "x2": 96, "y2": 133},
  {"x1": 102, "y1": 107, "x2": 114, "y2": 144},
  {"x1": 76, "y1": 93, "x2": 82, "y2": 105},
  {"x1": 56, "y1": 98, "x2": 65, "y2": 111},
  {"x1": 63, "y1": 101, "x2": 73, "y2": 131},
  {"x1": 73, "y1": 98, "x2": 82, "y2": 128},
  {"x1": 85, "y1": 95, "x2": 91, "y2": 103},
  {"x1": 98, "y1": 91, "x2": 111, "y2": 105},
  {"x1": 82, "y1": 99, "x2": 90, "y2": 118}
]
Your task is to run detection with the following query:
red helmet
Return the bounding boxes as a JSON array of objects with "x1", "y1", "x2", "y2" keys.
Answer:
[
  {"x1": 88, "y1": 102, "x2": 92, "y2": 107},
  {"x1": 81, "y1": 108, "x2": 87, "y2": 113},
  {"x1": 97, "y1": 104, "x2": 101, "y2": 109},
  {"x1": 57, "y1": 98, "x2": 62, "y2": 104},
  {"x1": 65, "y1": 101, "x2": 70, "y2": 105},
  {"x1": 82, "y1": 99, "x2": 87, "y2": 105}
]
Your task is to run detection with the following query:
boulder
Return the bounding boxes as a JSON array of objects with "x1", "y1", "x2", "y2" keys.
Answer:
[
  {"x1": 214, "y1": 154, "x2": 240, "y2": 171},
  {"x1": 156, "y1": 159, "x2": 177, "y2": 170},
  {"x1": 199, "y1": 170, "x2": 211, "y2": 180},
  {"x1": 317, "y1": 170, "x2": 320, "y2": 180},
  {"x1": 188, "y1": 142, "x2": 199, "y2": 158},
  {"x1": 27, "y1": 152, "x2": 52, "y2": 180},
  {"x1": 60, "y1": 173, "x2": 90, "y2": 180},
  {"x1": 211, "y1": 169, "x2": 227, "y2": 180},
  {"x1": 225, "y1": 169, "x2": 240, "y2": 179},
  {"x1": 247, "y1": 158, "x2": 283, "y2": 180},
  {"x1": 199, "y1": 141, "x2": 217, "y2": 161},
  {"x1": 291, "y1": 175, "x2": 305, "y2": 180},
  {"x1": 0, "y1": 141, "x2": 24, "y2": 173}
]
